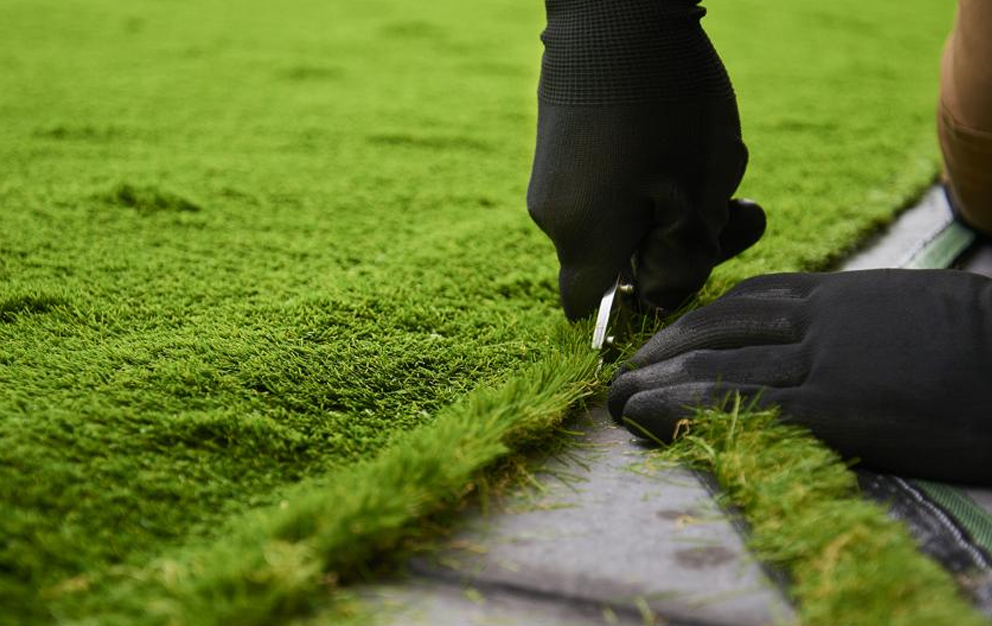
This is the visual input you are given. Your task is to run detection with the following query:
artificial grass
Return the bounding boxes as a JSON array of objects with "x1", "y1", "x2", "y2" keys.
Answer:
[
  {"x1": 657, "y1": 400, "x2": 989, "y2": 626},
  {"x1": 47, "y1": 324, "x2": 601, "y2": 625},
  {"x1": 0, "y1": 0, "x2": 955, "y2": 622}
]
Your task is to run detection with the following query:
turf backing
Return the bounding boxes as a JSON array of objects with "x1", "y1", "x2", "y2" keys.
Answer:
[{"x1": 0, "y1": 0, "x2": 954, "y2": 622}]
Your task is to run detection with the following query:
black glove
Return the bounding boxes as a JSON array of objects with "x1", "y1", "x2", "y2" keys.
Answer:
[
  {"x1": 608, "y1": 269, "x2": 992, "y2": 484},
  {"x1": 527, "y1": 0, "x2": 766, "y2": 320}
]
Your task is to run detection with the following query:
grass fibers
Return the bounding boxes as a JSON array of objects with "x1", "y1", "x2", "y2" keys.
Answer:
[
  {"x1": 47, "y1": 324, "x2": 601, "y2": 625},
  {"x1": 657, "y1": 399, "x2": 989, "y2": 626}
]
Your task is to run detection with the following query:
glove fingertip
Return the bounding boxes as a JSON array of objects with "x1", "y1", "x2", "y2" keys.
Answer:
[
  {"x1": 620, "y1": 405, "x2": 683, "y2": 445},
  {"x1": 606, "y1": 372, "x2": 636, "y2": 422},
  {"x1": 718, "y1": 198, "x2": 767, "y2": 262},
  {"x1": 559, "y1": 264, "x2": 621, "y2": 321}
]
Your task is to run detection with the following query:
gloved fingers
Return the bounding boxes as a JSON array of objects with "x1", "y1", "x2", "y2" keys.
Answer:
[
  {"x1": 557, "y1": 246, "x2": 635, "y2": 321},
  {"x1": 527, "y1": 126, "x2": 653, "y2": 320},
  {"x1": 530, "y1": 201, "x2": 650, "y2": 321},
  {"x1": 626, "y1": 296, "x2": 804, "y2": 369},
  {"x1": 721, "y1": 272, "x2": 821, "y2": 301},
  {"x1": 622, "y1": 383, "x2": 992, "y2": 484},
  {"x1": 635, "y1": 187, "x2": 719, "y2": 311},
  {"x1": 635, "y1": 137, "x2": 752, "y2": 311},
  {"x1": 608, "y1": 344, "x2": 807, "y2": 419},
  {"x1": 789, "y1": 401, "x2": 992, "y2": 484},
  {"x1": 619, "y1": 382, "x2": 780, "y2": 444},
  {"x1": 716, "y1": 199, "x2": 766, "y2": 263}
]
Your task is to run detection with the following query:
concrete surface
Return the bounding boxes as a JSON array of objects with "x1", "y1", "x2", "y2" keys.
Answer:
[
  {"x1": 842, "y1": 186, "x2": 975, "y2": 271},
  {"x1": 366, "y1": 580, "x2": 678, "y2": 626},
  {"x1": 370, "y1": 408, "x2": 793, "y2": 626}
]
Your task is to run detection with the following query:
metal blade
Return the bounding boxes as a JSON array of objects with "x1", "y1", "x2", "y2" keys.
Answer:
[{"x1": 591, "y1": 278, "x2": 619, "y2": 351}]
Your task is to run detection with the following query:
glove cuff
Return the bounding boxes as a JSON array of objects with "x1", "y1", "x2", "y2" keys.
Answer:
[{"x1": 539, "y1": 0, "x2": 733, "y2": 105}]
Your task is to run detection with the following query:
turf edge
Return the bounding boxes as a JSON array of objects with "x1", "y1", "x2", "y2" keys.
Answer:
[
  {"x1": 48, "y1": 321, "x2": 603, "y2": 626},
  {"x1": 652, "y1": 396, "x2": 989, "y2": 626}
]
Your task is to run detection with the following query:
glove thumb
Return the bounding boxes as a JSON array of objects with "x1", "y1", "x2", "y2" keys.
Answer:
[
  {"x1": 636, "y1": 195, "x2": 766, "y2": 311},
  {"x1": 718, "y1": 198, "x2": 766, "y2": 263}
]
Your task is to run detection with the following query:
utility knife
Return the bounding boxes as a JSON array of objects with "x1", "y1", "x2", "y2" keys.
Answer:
[{"x1": 591, "y1": 276, "x2": 637, "y2": 361}]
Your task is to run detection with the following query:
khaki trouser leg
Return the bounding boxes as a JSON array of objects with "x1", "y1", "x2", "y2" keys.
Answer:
[{"x1": 939, "y1": 0, "x2": 992, "y2": 235}]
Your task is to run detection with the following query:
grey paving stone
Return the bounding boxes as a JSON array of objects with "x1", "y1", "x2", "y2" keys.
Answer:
[
  {"x1": 842, "y1": 186, "x2": 961, "y2": 271},
  {"x1": 373, "y1": 408, "x2": 794, "y2": 626},
  {"x1": 365, "y1": 579, "x2": 687, "y2": 626}
]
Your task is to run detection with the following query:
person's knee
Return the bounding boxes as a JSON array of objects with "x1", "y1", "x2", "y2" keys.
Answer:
[
  {"x1": 938, "y1": 0, "x2": 992, "y2": 235},
  {"x1": 939, "y1": 107, "x2": 992, "y2": 235}
]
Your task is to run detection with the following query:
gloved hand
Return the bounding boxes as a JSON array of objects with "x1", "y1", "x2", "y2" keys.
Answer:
[
  {"x1": 608, "y1": 269, "x2": 992, "y2": 484},
  {"x1": 527, "y1": 0, "x2": 766, "y2": 320}
]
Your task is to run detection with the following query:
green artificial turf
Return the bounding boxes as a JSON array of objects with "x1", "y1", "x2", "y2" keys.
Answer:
[
  {"x1": 657, "y1": 400, "x2": 989, "y2": 626},
  {"x1": 0, "y1": 0, "x2": 956, "y2": 623},
  {"x1": 48, "y1": 325, "x2": 602, "y2": 625}
]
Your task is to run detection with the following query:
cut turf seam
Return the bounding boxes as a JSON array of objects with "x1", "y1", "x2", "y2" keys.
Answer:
[
  {"x1": 50, "y1": 322, "x2": 602, "y2": 626},
  {"x1": 656, "y1": 397, "x2": 989, "y2": 626}
]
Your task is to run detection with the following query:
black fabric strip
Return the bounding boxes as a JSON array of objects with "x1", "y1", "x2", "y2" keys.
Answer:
[{"x1": 858, "y1": 470, "x2": 992, "y2": 617}]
